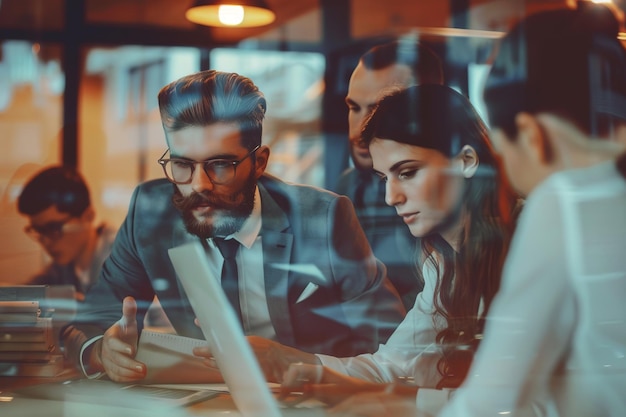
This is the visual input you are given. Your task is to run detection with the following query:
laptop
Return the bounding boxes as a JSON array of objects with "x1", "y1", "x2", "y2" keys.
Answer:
[{"x1": 168, "y1": 241, "x2": 326, "y2": 417}]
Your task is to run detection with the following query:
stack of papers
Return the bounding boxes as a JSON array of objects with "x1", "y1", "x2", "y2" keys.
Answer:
[{"x1": 0, "y1": 300, "x2": 64, "y2": 377}]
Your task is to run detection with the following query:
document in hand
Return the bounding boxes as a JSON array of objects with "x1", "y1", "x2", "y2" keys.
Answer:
[{"x1": 135, "y1": 330, "x2": 222, "y2": 384}]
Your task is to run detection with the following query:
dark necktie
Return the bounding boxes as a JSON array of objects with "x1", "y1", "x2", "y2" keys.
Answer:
[{"x1": 214, "y1": 238, "x2": 243, "y2": 324}]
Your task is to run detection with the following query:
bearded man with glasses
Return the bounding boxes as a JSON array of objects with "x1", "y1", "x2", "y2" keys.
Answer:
[
  {"x1": 17, "y1": 166, "x2": 117, "y2": 301},
  {"x1": 62, "y1": 70, "x2": 405, "y2": 383}
]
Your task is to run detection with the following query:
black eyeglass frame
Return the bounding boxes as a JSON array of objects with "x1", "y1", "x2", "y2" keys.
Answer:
[
  {"x1": 24, "y1": 215, "x2": 77, "y2": 241},
  {"x1": 157, "y1": 145, "x2": 261, "y2": 185}
]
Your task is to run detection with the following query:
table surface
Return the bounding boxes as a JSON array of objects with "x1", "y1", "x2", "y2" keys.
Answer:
[{"x1": 0, "y1": 373, "x2": 329, "y2": 417}]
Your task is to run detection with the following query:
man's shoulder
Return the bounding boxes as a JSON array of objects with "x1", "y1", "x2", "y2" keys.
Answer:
[
  {"x1": 135, "y1": 178, "x2": 173, "y2": 194},
  {"x1": 131, "y1": 178, "x2": 174, "y2": 206},
  {"x1": 127, "y1": 178, "x2": 178, "y2": 224},
  {"x1": 260, "y1": 174, "x2": 339, "y2": 201}
]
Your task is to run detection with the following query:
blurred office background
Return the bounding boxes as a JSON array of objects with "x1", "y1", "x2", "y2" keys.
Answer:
[{"x1": 0, "y1": 0, "x2": 624, "y2": 283}]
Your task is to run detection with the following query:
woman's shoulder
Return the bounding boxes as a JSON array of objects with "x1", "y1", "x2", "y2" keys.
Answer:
[{"x1": 535, "y1": 161, "x2": 624, "y2": 199}]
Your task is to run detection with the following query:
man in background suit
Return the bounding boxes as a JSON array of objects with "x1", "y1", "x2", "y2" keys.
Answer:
[
  {"x1": 62, "y1": 70, "x2": 405, "y2": 382},
  {"x1": 17, "y1": 166, "x2": 117, "y2": 301},
  {"x1": 337, "y1": 39, "x2": 445, "y2": 309}
]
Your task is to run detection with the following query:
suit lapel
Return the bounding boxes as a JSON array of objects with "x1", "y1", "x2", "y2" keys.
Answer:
[{"x1": 259, "y1": 181, "x2": 296, "y2": 347}]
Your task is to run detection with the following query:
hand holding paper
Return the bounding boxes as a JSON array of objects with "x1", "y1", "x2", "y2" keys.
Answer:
[
  {"x1": 246, "y1": 336, "x2": 320, "y2": 383},
  {"x1": 136, "y1": 330, "x2": 223, "y2": 384},
  {"x1": 97, "y1": 296, "x2": 146, "y2": 382}
]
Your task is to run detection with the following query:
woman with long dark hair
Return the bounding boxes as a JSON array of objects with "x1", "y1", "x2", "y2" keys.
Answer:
[
  {"x1": 358, "y1": 83, "x2": 518, "y2": 389},
  {"x1": 227, "y1": 83, "x2": 519, "y2": 408}
]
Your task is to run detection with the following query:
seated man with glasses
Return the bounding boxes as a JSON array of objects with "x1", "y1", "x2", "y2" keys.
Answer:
[
  {"x1": 61, "y1": 70, "x2": 405, "y2": 383},
  {"x1": 17, "y1": 166, "x2": 117, "y2": 301}
]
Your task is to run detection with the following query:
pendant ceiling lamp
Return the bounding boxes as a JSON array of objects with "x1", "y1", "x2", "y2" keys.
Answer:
[{"x1": 186, "y1": 0, "x2": 276, "y2": 28}]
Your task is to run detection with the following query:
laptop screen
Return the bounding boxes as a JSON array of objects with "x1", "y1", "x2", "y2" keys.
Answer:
[{"x1": 168, "y1": 241, "x2": 282, "y2": 417}]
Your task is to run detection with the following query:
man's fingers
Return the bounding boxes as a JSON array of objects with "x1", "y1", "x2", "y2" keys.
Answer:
[
  {"x1": 192, "y1": 346, "x2": 212, "y2": 357},
  {"x1": 121, "y1": 296, "x2": 138, "y2": 328},
  {"x1": 101, "y1": 303, "x2": 143, "y2": 383},
  {"x1": 282, "y1": 363, "x2": 324, "y2": 388},
  {"x1": 102, "y1": 354, "x2": 146, "y2": 382},
  {"x1": 101, "y1": 330, "x2": 146, "y2": 382},
  {"x1": 104, "y1": 353, "x2": 145, "y2": 375},
  {"x1": 107, "y1": 334, "x2": 136, "y2": 356},
  {"x1": 192, "y1": 346, "x2": 218, "y2": 369},
  {"x1": 280, "y1": 363, "x2": 326, "y2": 400}
]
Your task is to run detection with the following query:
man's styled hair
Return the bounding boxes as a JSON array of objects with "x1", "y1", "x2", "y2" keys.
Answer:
[
  {"x1": 158, "y1": 70, "x2": 267, "y2": 151},
  {"x1": 360, "y1": 39, "x2": 445, "y2": 86},
  {"x1": 18, "y1": 166, "x2": 91, "y2": 217}
]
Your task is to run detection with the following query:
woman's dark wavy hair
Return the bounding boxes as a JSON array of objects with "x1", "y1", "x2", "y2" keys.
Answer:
[
  {"x1": 157, "y1": 70, "x2": 267, "y2": 151},
  {"x1": 362, "y1": 84, "x2": 519, "y2": 388}
]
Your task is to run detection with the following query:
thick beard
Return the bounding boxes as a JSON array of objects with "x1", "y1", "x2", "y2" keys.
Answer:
[{"x1": 171, "y1": 171, "x2": 257, "y2": 239}]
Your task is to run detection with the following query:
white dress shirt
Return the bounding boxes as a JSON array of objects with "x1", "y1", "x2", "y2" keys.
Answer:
[
  {"x1": 438, "y1": 161, "x2": 626, "y2": 417},
  {"x1": 206, "y1": 186, "x2": 276, "y2": 339}
]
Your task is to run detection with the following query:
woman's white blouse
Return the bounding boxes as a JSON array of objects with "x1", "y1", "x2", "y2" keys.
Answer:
[
  {"x1": 438, "y1": 161, "x2": 626, "y2": 417},
  {"x1": 318, "y1": 257, "x2": 445, "y2": 388}
]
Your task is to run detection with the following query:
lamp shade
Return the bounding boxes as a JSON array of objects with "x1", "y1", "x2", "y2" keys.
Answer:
[{"x1": 186, "y1": 0, "x2": 276, "y2": 28}]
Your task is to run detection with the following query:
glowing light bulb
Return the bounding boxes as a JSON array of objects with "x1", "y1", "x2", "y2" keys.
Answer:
[{"x1": 218, "y1": 5, "x2": 244, "y2": 26}]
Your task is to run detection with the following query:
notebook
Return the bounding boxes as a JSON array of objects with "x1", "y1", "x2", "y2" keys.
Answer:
[
  {"x1": 168, "y1": 241, "x2": 326, "y2": 417},
  {"x1": 135, "y1": 329, "x2": 223, "y2": 384}
]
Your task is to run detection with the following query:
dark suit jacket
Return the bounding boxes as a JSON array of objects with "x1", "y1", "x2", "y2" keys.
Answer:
[
  {"x1": 335, "y1": 168, "x2": 422, "y2": 310},
  {"x1": 63, "y1": 174, "x2": 405, "y2": 366}
]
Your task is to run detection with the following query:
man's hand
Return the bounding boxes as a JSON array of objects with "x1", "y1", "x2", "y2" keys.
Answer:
[
  {"x1": 247, "y1": 336, "x2": 320, "y2": 383},
  {"x1": 92, "y1": 296, "x2": 146, "y2": 382},
  {"x1": 193, "y1": 335, "x2": 319, "y2": 383},
  {"x1": 191, "y1": 345, "x2": 218, "y2": 369}
]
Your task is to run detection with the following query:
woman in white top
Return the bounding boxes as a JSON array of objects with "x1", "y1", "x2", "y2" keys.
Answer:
[
  {"x1": 330, "y1": 4, "x2": 626, "y2": 416},
  {"x1": 226, "y1": 84, "x2": 519, "y2": 403}
]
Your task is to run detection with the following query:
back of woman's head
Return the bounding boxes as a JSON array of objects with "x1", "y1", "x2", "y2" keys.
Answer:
[{"x1": 484, "y1": 4, "x2": 626, "y2": 139}]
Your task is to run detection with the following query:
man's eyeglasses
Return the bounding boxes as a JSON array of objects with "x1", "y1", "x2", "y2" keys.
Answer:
[
  {"x1": 24, "y1": 216, "x2": 77, "y2": 241},
  {"x1": 157, "y1": 145, "x2": 260, "y2": 185}
]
